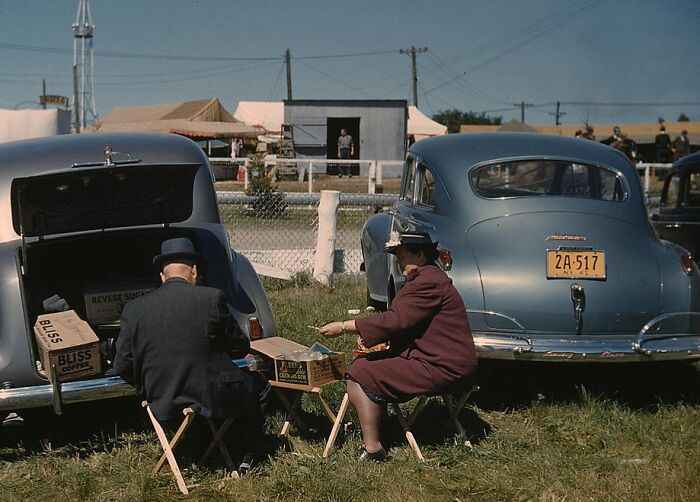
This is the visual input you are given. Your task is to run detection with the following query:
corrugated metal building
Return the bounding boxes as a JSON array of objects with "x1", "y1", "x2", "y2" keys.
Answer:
[{"x1": 283, "y1": 100, "x2": 407, "y2": 163}]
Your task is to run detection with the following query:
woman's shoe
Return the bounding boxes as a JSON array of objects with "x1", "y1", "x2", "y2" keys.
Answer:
[{"x1": 357, "y1": 447, "x2": 387, "y2": 462}]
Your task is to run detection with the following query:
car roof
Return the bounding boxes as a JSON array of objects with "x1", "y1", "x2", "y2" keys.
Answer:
[
  {"x1": 0, "y1": 132, "x2": 208, "y2": 178},
  {"x1": 409, "y1": 132, "x2": 636, "y2": 196},
  {"x1": 672, "y1": 151, "x2": 700, "y2": 172}
]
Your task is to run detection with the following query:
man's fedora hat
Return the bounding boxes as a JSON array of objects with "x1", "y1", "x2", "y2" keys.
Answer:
[
  {"x1": 153, "y1": 237, "x2": 204, "y2": 271},
  {"x1": 385, "y1": 231, "x2": 439, "y2": 254}
]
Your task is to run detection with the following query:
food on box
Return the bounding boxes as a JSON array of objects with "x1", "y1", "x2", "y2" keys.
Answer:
[
  {"x1": 353, "y1": 337, "x2": 390, "y2": 357},
  {"x1": 251, "y1": 336, "x2": 346, "y2": 387}
]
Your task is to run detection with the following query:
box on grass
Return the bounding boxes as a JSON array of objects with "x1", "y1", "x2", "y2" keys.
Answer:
[
  {"x1": 33, "y1": 310, "x2": 101, "y2": 382},
  {"x1": 83, "y1": 281, "x2": 155, "y2": 325},
  {"x1": 250, "y1": 336, "x2": 346, "y2": 387}
]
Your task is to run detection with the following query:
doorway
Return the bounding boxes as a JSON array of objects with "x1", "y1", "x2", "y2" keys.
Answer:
[{"x1": 326, "y1": 117, "x2": 360, "y2": 176}]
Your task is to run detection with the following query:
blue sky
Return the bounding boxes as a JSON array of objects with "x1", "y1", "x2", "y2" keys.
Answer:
[{"x1": 1, "y1": 0, "x2": 699, "y2": 126}]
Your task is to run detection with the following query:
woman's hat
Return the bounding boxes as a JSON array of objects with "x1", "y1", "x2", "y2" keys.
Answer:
[
  {"x1": 153, "y1": 237, "x2": 204, "y2": 271},
  {"x1": 385, "y1": 231, "x2": 438, "y2": 254}
]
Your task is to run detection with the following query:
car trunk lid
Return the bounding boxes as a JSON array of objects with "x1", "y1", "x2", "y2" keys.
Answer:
[
  {"x1": 11, "y1": 163, "x2": 200, "y2": 239},
  {"x1": 467, "y1": 211, "x2": 661, "y2": 335}
]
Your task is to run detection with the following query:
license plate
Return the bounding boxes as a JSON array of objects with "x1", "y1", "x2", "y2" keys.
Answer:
[{"x1": 546, "y1": 250, "x2": 605, "y2": 279}]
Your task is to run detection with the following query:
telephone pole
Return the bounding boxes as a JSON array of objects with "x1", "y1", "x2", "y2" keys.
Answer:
[
  {"x1": 549, "y1": 101, "x2": 565, "y2": 125},
  {"x1": 513, "y1": 101, "x2": 533, "y2": 123},
  {"x1": 400, "y1": 46, "x2": 428, "y2": 107},
  {"x1": 285, "y1": 48, "x2": 293, "y2": 100}
]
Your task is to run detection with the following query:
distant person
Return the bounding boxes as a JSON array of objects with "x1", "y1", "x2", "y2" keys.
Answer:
[
  {"x1": 582, "y1": 125, "x2": 596, "y2": 140},
  {"x1": 601, "y1": 126, "x2": 623, "y2": 146},
  {"x1": 655, "y1": 125, "x2": 672, "y2": 162},
  {"x1": 674, "y1": 130, "x2": 690, "y2": 160},
  {"x1": 574, "y1": 130, "x2": 583, "y2": 138},
  {"x1": 337, "y1": 128, "x2": 354, "y2": 178}
]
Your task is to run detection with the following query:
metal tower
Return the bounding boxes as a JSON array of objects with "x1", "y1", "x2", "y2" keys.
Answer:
[{"x1": 72, "y1": 0, "x2": 98, "y2": 131}]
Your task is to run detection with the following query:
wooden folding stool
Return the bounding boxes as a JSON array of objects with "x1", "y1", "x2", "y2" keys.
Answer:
[
  {"x1": 390, "y1": 385, "x2": 479, "y2": 461},
  {"x1": 142, "y1": 401, "x2": 238, "y2": 494}
]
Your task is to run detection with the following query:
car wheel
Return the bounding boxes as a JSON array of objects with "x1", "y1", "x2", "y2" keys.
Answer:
[{"x1": 366, "y1": 286, "x2": 387, "y2": 312}]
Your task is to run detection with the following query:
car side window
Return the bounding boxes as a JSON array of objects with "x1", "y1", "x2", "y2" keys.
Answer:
[
  {"x1": 401, "y1": 158, "x2": 417, "y2": 202},
  {"x1": 471, "y1": 160, "x2": 627, "y2": 201},
  {"x1": 685, "y1": 171, "x2": 700, "y2": 208},
  {"x1": 416, "y1": 165, "x2": 436, "y2": 207},
  {"x1": 661, "y1": 173, "x2": 680, "y2": 210}
]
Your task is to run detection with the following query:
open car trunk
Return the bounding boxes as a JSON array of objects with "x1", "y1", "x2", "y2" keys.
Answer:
[{"x1": 19, "y1": 230, "x2": 189, "y2": 379}]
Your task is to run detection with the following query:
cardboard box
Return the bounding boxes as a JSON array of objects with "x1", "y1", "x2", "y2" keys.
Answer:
[
  {"x1": 250, "y1": 336, "x2": 346, "y2": 387},
  {"x1": 34, "y1": 310, "x2": 101, "y2": 382},
  {"x1": 83, "y1": 281, "x2": 155, "y2": 325}
]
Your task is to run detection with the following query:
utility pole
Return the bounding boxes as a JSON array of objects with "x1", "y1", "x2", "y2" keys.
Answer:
[
  {"x1": 513, "y1": 101, "x2": 533, "y2": 123},
  {"x1": 41, "y1": 79, "x2": 47, "y2": 109},
  {"x1": 285, "y1": 48, "x2": 293, "y2": 100},
  {"x1": 549, "y1": 101, "x2": 565, "y2": 126},
  {"x1": 72, "y1": 65, "x2": 80, "y2": 133},
  {"x1": 400, "y1": 46, "x2": 428, "y2": 107}
]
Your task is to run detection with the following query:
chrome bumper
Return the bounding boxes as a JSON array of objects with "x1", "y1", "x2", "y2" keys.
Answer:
[
  {"x1": 0, "y1": 375, "x2": 135, "y2": 413},
  {"x1": 469, "y1": 310, "x2": 700, "y2": 362}
]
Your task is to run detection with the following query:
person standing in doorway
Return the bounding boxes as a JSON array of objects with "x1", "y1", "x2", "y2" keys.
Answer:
[{"x1": 337, "y1": 128, "x2": 354, "y2": 178}]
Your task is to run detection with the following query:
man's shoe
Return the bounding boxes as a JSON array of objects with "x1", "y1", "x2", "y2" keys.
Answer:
[
  {"x1": 357, "y1": 447, "x2": 387, "y2": 462},
  {"x1": 237, "y1": 453, "x2": 255, "y2": 476}
]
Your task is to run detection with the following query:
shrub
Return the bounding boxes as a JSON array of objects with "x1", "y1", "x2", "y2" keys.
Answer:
[{"x1": 244, "y1": 156, "x2": 287, "y2": 219}]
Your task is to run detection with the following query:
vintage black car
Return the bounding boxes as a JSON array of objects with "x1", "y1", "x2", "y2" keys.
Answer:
[
  {"x1": 0, "y1": 132, "x2": 276, "y2": 420},
  {"x1": 652, "y1": 152, "x2": 700, "y2": 260}
]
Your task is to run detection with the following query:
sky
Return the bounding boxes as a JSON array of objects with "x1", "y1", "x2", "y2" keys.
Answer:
[{"x1": 1, "y1": 0, "x2": 699, "y2": 127}]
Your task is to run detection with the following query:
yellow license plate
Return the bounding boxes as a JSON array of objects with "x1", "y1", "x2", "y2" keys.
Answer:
[{"x1": 547, "y1": 250, "x2": 605, "y2": 279}]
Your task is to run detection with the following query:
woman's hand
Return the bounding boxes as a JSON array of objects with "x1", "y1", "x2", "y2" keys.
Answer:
[{"x1": 319, "y1": 321, "x2": 345, "y2": 338}]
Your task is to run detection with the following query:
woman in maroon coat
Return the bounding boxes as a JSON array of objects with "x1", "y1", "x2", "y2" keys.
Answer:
[{"x1": 321, "y1": 232, "x2": 477, "y2": 460}]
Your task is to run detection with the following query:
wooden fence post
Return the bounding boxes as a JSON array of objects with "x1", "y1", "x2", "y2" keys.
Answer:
[{"x1": 313, "y1": 190, "x2": 340, "y2": 285}]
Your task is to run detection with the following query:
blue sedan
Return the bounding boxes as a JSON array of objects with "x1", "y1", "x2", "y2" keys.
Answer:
[{"x1": 362, "y1": 133, "x2": 700, "y2": 362}]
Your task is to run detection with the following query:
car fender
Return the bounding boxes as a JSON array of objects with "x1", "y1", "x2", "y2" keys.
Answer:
[
  {"x1": 361, "y1": 212, "x2": 393, "y2": 303},
  {"x1": 0, "y1": 240, "x2": 46, "y2": 389},
  {"x1": 230, "y1": 250, "x2": 277, "y2": 339},
  {"x1": 657, "y1": 239, "x2": 700, "y2": 310}
]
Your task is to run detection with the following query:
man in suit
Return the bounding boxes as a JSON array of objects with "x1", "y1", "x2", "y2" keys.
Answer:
[{"x1": 114, "y1": 237, "x2": 267, "y2": 468}]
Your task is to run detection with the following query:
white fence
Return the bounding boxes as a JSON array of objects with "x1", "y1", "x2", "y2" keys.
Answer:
[{"x1": 210, "y1": 157, "x2": 404, "y2": 194}]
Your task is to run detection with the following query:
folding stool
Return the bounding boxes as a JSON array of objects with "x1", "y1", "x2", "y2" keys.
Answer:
[
  {"x1": 389, "y1": 385, "x2": 479, "y2": 461},
  {"x1": 142, "y1": 401, "x2": 238, "y2": 494}
]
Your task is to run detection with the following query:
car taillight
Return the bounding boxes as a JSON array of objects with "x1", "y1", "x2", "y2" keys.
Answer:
[
  {"x1": 249, "y1": 316, "x2": 262, "y2": 340},
  {"x1": 438, "y1": 248, "x2": 453, "y2": 271},
  {"x1": 680, "y1": 252, "x2": 694, "y2": 275}
]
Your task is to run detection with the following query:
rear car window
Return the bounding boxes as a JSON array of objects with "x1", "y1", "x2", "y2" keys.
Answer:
[{"x1": 471, "y1": 160, "x2": 627, "y2": 201}]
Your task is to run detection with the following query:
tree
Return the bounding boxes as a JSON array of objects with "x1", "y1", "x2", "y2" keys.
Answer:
[
  {"x1": 431, "y1": 109, "x2": 502, "y2": 134},
  {"x1": 678, "y1": 113, "x2": 690, "y2": 122}
]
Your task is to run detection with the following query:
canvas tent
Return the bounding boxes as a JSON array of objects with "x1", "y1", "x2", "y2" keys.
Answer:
[
  {"x1": 233, "y1": 101, "x2": 446, "y2": 141},
  {"x1": 408, "y1": 106, "x2": 447, "y2": 140},
  {"x1": 0, "y1": 108, "x2": 71, "y2": 144},
  {"x1": 233, "y1": 101, "x2": 284, "y2": 134},
  {"x1": 96, "y1": 98, "x2": 261, "y2": 139}
]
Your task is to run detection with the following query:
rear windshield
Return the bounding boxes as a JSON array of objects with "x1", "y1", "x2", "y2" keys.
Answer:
[{"x1": 471, "y1": 160, "x2": 626, "y2": 201}]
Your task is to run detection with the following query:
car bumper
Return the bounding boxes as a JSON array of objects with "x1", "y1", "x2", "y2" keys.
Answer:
[
  {"x1": 470, "y1": 310, "x2": 700, "y2": 362},
  {"x1": 0, "y1": 375, "x2": 135, "y2": 413}
]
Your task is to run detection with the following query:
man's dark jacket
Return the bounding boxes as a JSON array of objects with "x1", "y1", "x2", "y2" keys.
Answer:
[{"x1": 114, "y1": 277, "x2": 253, "y2": 420}]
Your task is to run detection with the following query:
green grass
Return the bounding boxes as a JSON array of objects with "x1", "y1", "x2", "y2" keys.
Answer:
[{"x1": 2, "y1": 277, "x2": 699, "y2": 501}]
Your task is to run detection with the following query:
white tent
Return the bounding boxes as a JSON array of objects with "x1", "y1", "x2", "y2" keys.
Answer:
[
  {"x1": 233, "y1": 102, "x2": 447, "y2": 142},
  {"x1": 0, "y1": 108, "x2": 71, "y2": 144},
  {"x1": 408, "y1": 106, "x2": 447, "y2": 140},
  {"x1": 233, "y1": 101, "x2": 284, "y2": 134}
]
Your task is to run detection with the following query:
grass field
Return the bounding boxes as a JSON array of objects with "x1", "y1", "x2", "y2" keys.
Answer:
[{"x1": 1, "y1": 277, "x2": 699, "y2": 501}]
